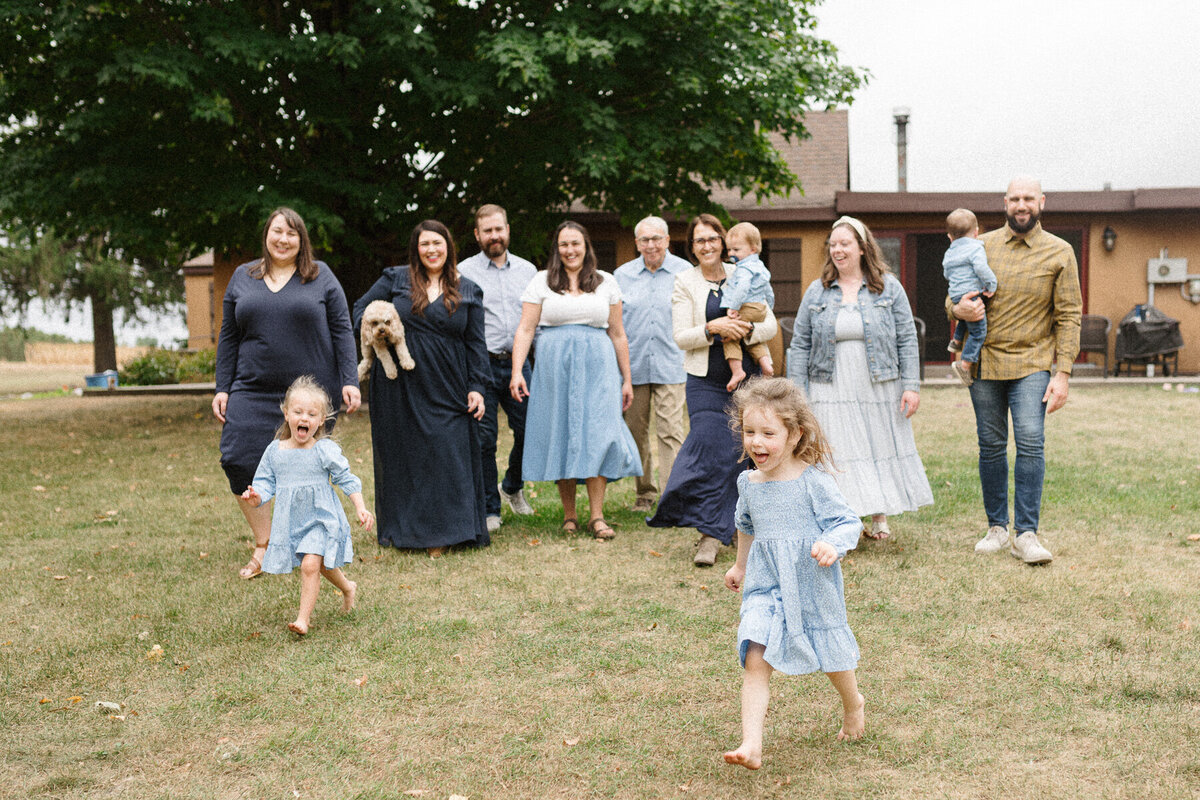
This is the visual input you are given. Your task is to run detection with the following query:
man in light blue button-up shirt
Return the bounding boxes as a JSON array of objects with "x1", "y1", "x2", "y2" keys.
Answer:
[
  {"x1": 458, "y1": 204, "x2": 539, "y2": 532},
  {"x1": 614, "y1": 216, "x2": 690, "y2": 513}
]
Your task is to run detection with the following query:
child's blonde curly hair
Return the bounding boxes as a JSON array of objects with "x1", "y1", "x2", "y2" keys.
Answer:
[
  {"x1": 728, "y1": 376, "x2": 834, "y2": 468},
  {"x1": 274, "y1": 375, "x2": 335, "y2": 441}
]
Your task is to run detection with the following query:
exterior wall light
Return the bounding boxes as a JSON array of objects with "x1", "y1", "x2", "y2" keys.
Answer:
[{"x1": 1102, "y1": 226, "x2": 1117, "y2": 252}]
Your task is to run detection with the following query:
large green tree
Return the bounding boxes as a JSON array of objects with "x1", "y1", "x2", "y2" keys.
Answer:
[{"x1": 0, "y1": 0, "x2": 861, "y2": 303}]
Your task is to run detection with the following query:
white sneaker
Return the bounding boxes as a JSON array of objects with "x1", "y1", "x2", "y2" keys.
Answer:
[
  {"x1": 498, "y1": 484, "x2": 534, "y2": 515},
  {"x1": 486, "y1": 515, "x2": 502, "y2": 533},
  {"x1": 974, "y1": 525, "x2": 1010, "y2": 554},
  {"x1": 1010, "y1": 531, "x2": 1052, "y2": 565},
  {"x1": 947, "y1": 340, "x2": 963, "y2": 354}
]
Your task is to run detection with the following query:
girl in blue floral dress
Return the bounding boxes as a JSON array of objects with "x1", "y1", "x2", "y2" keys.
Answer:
[
  {"x1": 722, "y1": 377, "x2": 866, "y2": 770},
  {"x1": 243, "y1": 376, "x2": 374, "y2": 635}
]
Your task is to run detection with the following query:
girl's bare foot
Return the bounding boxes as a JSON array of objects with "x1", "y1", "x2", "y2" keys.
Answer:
[
  {"x1": 836, "y1": 693, "x2": 865, "y2": 741},
  {"x1": 340, "y1": 581, "x2": 357, "y2": 613},
  {"x1": 726, "y1": 364, "x2": 747, "y2": 393},
  {"x1": 287, "y1": 620, "x2": 309, "y2": 635},
  {"x1": 722, "y1": 743, "x2": 762, "y2": 770}
]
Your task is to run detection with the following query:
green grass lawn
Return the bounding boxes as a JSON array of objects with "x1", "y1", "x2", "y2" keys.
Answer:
[{"x1": 2, "y1": 386, "x2": 1198, "y2": 799}]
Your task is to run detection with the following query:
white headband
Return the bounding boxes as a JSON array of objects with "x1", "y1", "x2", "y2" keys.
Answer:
[{"x1": 832, "y1": 215, "x2": 868, "y2": 241}]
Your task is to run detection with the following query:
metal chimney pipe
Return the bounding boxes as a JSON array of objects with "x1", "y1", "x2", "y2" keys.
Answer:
[{"x1": 893, "y1": 107, "x2": 910, "y2": 192}]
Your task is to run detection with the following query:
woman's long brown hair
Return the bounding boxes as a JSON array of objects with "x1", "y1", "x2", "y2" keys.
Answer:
[
  {"x1": 407, "y1": 219, "x2": 460, "y2": 316},
  {"x1": 820, "y1": 220, "x2": 888, "y2": 294},
  {"x1": 545, "y1": 220, "x2": 601, "y2": 295}
]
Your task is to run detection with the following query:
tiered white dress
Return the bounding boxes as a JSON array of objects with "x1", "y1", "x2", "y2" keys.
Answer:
[{"x1": 807, "y1": 304, "x2": 933, "y2": 517}]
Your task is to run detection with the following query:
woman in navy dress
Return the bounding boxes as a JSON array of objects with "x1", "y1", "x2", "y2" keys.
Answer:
[
  {"x1": 213, "y1": 207, "x2": 360, "y2": 580},
  {"x1": 353, "y1": 220, "x2": 490, "y2": 557},
  {"x1": 648, "y1": 214, "x2": 778, "y2": 566}
]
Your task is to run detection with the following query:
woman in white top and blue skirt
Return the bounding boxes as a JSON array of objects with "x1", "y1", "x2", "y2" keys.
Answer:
[{"x1": 510, "y1": 221, "x2": 642, "y2": 540}]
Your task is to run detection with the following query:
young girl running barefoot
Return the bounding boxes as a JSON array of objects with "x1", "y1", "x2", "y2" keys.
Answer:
[
  {"x1": 242, "y1": 376, "x2": 374, "y2": 635},
  {"x1": 722, "y1": 377, "x2": 866, "y2": 770}
]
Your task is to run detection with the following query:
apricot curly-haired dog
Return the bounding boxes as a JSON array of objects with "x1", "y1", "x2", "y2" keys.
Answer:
[{"x1": 358, "y1": 300, "x2": 415, "y2": 381}]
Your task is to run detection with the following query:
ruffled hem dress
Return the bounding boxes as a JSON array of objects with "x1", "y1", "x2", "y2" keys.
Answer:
[
  {"x1": 253, "y1": 438, "x2": 358, "y2": 573},
  {"x1": 734, "y1": 468, "x2": 863, "y2": 674},
  {"x1": 807, "y1": 304, "x2": 933, "y2": 517}
]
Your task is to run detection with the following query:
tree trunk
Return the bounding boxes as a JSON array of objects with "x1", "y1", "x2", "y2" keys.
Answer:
[{"x1": 91, "y1": 293, "x2": 118, "y2": 373}]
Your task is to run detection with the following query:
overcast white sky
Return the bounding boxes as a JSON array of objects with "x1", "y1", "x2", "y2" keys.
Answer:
[
  {"x1": 9, "y1": 1, "x2": 1200, "y2": 344},
  {"x1": 815, "y1": 0, "x2": 1200, "y2": 192}
]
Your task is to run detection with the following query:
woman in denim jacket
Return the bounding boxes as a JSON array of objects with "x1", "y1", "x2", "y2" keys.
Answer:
[{"x1": 786, "y1": 216, "x2": 932, "y2": 541}]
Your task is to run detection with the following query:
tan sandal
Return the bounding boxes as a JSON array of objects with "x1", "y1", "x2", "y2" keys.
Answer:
[
  {"x1": 560, "y1": 518, "x2": 579, "y2": 534},
  {"x1": 239, "y1": 549, "x2": 264, "y2": 579},
  {"x1": 588, "y1": 518, "x2": 615, "y2": 540}
]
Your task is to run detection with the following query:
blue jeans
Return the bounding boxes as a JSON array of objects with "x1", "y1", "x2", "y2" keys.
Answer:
[
  {"x1": 952, "y1": 315, "x2": 987, "y2": 364},
  {"x1": 968, "y1": 371, "x2": 1050, "y2": 533},
  {"x1": 479, "y1": 357, "x2": 531, "y2": 516}
]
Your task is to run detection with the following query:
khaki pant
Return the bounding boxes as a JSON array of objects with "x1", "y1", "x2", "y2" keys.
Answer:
[
  {"x1": 624, "y1": 382, "x2": 686, "y2": 501},
  {"x1": 721, "y1": 302, "x2": 771, "y2": 365}
]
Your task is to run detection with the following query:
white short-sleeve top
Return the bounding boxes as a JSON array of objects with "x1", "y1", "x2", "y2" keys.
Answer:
[{"x1": 520, "y1": 270, "x2": 622, "y2": 328}]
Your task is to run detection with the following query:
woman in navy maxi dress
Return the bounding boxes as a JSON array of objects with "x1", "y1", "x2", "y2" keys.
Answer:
[
  {"x1": 648, "y1": 214, "x2": 778, "y2": 566},
  {"x1": 353, "y1": 221, "x2": 491, "y2": 554}
]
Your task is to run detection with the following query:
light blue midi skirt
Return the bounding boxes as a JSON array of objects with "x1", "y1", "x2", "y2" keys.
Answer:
[{"x1": 522, "y1": 325, "x2": 642, "y2": 482}]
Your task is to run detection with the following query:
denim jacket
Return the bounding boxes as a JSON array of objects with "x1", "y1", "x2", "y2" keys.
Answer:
[{"x1": 786, "y1": 274, "x2": 920, "y2": 394}]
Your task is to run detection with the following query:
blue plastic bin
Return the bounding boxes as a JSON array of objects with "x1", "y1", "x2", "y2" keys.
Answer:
[{"x1": 84, "y1": 370, "x2": 119, "y2": 389}]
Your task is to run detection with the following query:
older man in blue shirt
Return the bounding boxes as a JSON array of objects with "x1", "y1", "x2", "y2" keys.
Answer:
[
  {"x1": 459, "y1": 204, "x2": 538, "y2": 532},
  {"x1": 614, "y1": 215, "x2": 690, "y2": 513}
]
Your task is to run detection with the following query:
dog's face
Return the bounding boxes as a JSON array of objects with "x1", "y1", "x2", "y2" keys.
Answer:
[{"x1": 363, "y1": 301, "x2": 402, "y2": 343}]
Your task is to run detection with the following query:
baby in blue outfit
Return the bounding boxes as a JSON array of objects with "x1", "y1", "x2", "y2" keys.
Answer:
[
  {"x1": 943, "y1": 208, "x2": 997, "y2": 386},
  {"x1": 723, "y1": 222, "x2": 776, "y2": 392}
]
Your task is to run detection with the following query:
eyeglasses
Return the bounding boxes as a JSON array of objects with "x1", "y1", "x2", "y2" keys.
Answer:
[
  {"x1": 636, "y1": 235, "x2": 667, "y2": 245},
  {"x1": 692, "y1": 236, "x2": 723, "y2": 248}
]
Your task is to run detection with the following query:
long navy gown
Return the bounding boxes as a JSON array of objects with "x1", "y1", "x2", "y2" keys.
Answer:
[
  {"x1": 353, "y1": 267, "x2": 490, "y2": 550},
  {"x1": 648, "y1": 285, "x2": 758, "y2": 545}
]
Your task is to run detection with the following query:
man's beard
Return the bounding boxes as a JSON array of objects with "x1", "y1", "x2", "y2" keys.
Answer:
[
  {"x1": 483, "y1": 239, "x2": 508, "y2": 258},
  {"x1": 1007, "y1": 208, "x2": 1040, "y2": 234}
]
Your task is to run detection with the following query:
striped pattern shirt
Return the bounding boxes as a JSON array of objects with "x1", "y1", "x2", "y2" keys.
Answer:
[{"x1": 976, "y1": 223, "x2": 1082, "y2": 380}]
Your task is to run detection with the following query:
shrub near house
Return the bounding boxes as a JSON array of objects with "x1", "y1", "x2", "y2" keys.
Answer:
[{"x1": 119, "y1": 349, "x2": 216, "y2": 386}]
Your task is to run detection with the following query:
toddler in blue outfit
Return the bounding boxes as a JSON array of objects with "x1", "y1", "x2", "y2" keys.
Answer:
[
  {"x1": 242, "y1": 375, "x2": 374, "y2": 635},
  {"x1": 943, "y1": 208, "x2": 997, "y2": 386},
  {"x1": 722, "y1": 222, "x2": 776, "y2": 391}
]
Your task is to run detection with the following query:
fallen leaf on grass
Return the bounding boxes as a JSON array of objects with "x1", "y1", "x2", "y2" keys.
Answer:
[
  {"x1": 217, "y1": 737, "x2": 231, "y2": 744},
  {"x1": 449, "y1": 795, "x2": 469, "y2": 800},
  {"x1": 563, "y1": 736, "x2": 580, "y2": 746},
  {"x1": 402, "y1": 790, "x2": 429, "y2": 797},
  {"x1": 38, "y1": 697, "x2": 51, "y2": 704},
  {"x1": 1188, "y1": 534, "x2": 1200, "y2": 542},
  {"x1": 1181, "y1": 618, "x2": 1192, "y2": 631},
  {"x1": 648, "y1": 550, "x2": 663, "y2": 557},
  {"x1": 527, "y1": 538, "x2": 540, "y2": 546},
  {"x1": 110, "y1": 714, "x2": 126, "y2": 721},
  {"x1": 68, "y1": 696, "x2": 83, "y2": 704},
  {"x1": 53, "y1": 575, "x2": 67, "y2": 581},
  {"x1": 451, "y1": 653, "x2": 463, "y2": 663},
  {"x1": 353, "y1": 676, "x2": 368, "y2": 687},
  {"x1": 33, "y1": 485, "x2": 46, "y2": 492},
  {"x1": 145, "y1": 645, "x2": 164, "y2": 661},
  {"x1": 246, "y1": 632, "x2": 262, "y2": 640},
  {"x1": 699, "y1": 584, "x2": 709, "y2": 591},
  {"x1": 647, "y1": 622, "x2": 657, "y2": 631}
]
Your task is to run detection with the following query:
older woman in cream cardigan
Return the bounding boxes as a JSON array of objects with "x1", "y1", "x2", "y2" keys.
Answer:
[{"x1": 647, "y1": 213, "x2": 778, "y2": 566}]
